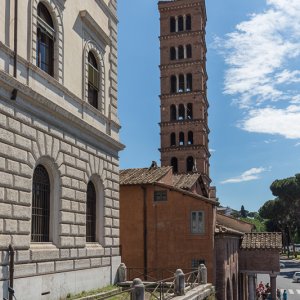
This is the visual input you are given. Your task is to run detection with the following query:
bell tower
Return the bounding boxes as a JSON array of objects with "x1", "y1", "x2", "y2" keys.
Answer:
[{"x1": 158, "y1": 0, "x2": 211, "y2": 187}]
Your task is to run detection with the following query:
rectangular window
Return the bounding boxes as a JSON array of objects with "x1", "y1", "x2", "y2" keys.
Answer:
[
  {"x1": 154, "y1": 190, "x2": 167, "y2": 202},
  {"x1": 191, "y1": 211, "x2": 204, "y2": 234},
  {"x1": 192, "y1": 259, "x2": 205, "y2": 269}
]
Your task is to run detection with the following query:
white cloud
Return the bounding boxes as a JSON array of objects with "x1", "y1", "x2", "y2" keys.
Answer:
[
  {"x1": 209, "y1": 148, "x2": 216, "y2": 153},
  {"x1": 295, "y1": 142, "x2": 300, "y2": 147},
  {"x1": 221, "y1": 167, "x2": 266, "y2": 184},
  {"x1": 215, "y1": 0, "x2": 300, "y2": 138},
  {"x1": 241, "y1": 105, "x2": 300, "y2": 139}
]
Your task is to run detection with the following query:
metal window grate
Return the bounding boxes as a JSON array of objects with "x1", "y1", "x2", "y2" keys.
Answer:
[
  {"x1": 31, "y1": 165, "x2": 50, "y2": 242},
  {"x1": 154, "y1": 190, "x2": 167, "y2": 202},
  {"x1": 86, "y1": 182, "x2": 96, "y2": 242}
]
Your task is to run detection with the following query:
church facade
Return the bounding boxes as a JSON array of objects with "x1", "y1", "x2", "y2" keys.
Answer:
[{"x1": 0, "y1": 1, "x2": 123, "y2": 299}]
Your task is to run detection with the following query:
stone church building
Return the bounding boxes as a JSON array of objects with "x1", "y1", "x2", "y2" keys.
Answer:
[{"x1": 0, "y1": 1, "x2": 123, "y2": 299}]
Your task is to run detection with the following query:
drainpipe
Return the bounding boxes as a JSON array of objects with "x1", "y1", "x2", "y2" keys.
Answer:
[
  {"x1": 11, "y1": 0, "x2": 18, "y2": 100},
  {"x1": 142, "y1": 186, "x2": 147, "y2": 280},
  {"x1": 8, "y1": 244, "x2": 15, "y2": 300}
]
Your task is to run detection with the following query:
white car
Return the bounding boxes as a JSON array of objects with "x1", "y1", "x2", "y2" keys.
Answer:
[
  {"x1": 280, "y1": 262, "x2": 285, "y2": 268},
  {"x1": 293, "y1": 272, "x2": 300, "y2": 283}
]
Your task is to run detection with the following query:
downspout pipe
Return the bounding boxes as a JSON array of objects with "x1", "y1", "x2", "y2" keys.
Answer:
[
  {"x1": 142, "y1": 186, "x2": 147, "y2": 281},
  {"x1": 11, "y1": 0, "x2": 18, "y2": 100},
  {"x1": 8, "y1": 244, "x2": 15, "y2": 300}
]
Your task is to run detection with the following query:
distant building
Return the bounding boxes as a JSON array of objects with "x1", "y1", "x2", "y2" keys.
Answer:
[
  {"x1": 0, "y1": 1, "x2": 123, "y2": 299},
  {"x1": 119, "y1": 166, "x2": 217, "y2": 283}
]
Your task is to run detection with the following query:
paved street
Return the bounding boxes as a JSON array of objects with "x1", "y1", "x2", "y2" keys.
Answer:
[{"x1": 257, "y1": 259, "x2": 300, "y2": 300}]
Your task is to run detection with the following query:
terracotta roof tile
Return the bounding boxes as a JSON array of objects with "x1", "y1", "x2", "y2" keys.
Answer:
[
  {"x1": 241, "y1": 232, "x2": 282, "y2": 250},
  {"x1": 120, "y1": 167, "x2": 172, "y2": 185},
  {"x1": 172, "y1": 173, "x2": 201, "y2": 190}
]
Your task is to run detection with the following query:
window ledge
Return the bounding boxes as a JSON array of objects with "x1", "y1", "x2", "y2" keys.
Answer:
[
  {"x1": 30, "y1": 243, "x2": 58, "y2": 250},
  {"x1": 86, "y1": 243, "x2": 104, "y2": 249}
]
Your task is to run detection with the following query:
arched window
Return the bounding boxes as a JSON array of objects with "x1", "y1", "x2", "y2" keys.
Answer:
[
  {"x1": 186, "y1": 15, "x2": 192, "y2": 31},
  {"x1": 178, "y1": 104, "x2": 185, "y2": 120},
  {"x1": 170, "y1": 75, "x2": 177, "y2": 93},
  {"x1": 31, "y1": 165, "x2": 50, "y2": 242},
  {"x1": 186, "y1": 44, "x2": 192, "y2": 58},
  {"x1": 88, "y1": 52, "x2": 99, "y2": 109},
  {"x1": 186, "y1": 73, "x2": 193, "y2": 92},
  {"x1": 170, "y1": 47, "x2": 176, "y2": 60},
  {"x1": 178, "y1": 74, "x2": 184, "y2": 92},
  {"x1": 171, "y1": 157, "x2": 178, "y2": 173},
  {"x1": 178, "y1": 16, "x2": 184, "y2": 32},
  {"x1": 178, "y1": 46, "x2": 184, "y2": 59},
  {"x1": 170, "y1": 105, "x2": 177, "y2": 121},
  {"x1": 86, "y1": 181, "x2": 96, "y2": 242},
  {"x1": 186, "y1": 156, "x2": 194, "y2": 172},
  {"x1": 187, "y1": 103, "x2": 193, "y2": 119},
  {"x1": 179, "y1": 132, "x2": 185, "y2": 146},
  {"x1": 188, "y1": 131, "x2": 193, "y2": 145},
  {"x1": 170, "y1": 17, "x2": 176, "y2": 33},
  {"x1": 170, "y1": 133, "x2": 176, "y2": 146},
  {"x1": 36, "y1": 3, "x2": 54, "y2": 76}
]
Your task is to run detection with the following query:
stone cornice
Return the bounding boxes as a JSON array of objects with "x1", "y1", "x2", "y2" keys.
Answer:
[
  {"x1": 80, "y1": 10, "x2": 111, "y2": 46},
  {"x1": 160, "y1": 59, "x2": 204, "y2": 70},
  {"x1": 159, "y1": 30, "x2": 204, "y2": 41},
  {"x1": 158, "y1": 1, "x2": 201, "y2": 12},
  {"x1": 160, "y1": 119, "x2": 210, "y2": 134},
  {"x1": 160, "y1": 144, "x2": 210, "y2": 156},
  {"x1": 0, "y1": 42, "x2": 120, "y2": 130},
  {"x1": 0, "y1": 70, "x2": 125, "y2": 153}
]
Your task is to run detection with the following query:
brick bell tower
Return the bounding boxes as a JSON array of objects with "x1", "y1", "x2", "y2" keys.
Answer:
[{"x1": 158, "y1": 0, "x2": 211, "y2": 188}]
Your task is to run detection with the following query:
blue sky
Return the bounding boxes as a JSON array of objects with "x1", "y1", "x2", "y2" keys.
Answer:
[{"x1": 117, "y1": 0, "x2": 300, "y2": 212}]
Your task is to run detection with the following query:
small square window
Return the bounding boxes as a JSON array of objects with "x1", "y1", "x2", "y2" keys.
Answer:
[
  {"x1": 192, "y1": 259, "x2": 205, "y2": 269},
  {"x1": 191, "y1": 211, "x2": 205, "y2": 234},
  {"x1": 154, "y1": 190, "x2": 167, "y2": 202}
]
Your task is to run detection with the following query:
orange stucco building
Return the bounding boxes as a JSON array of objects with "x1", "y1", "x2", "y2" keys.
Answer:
[{"x1": 120, "y1": 166, "x2": 217, "y2": 283}]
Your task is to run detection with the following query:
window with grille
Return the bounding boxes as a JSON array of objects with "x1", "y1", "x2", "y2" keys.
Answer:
[
  {"x1": 31, "y1": 165, "x2": 50, "y2": 242},
  {"x1": 154, "y1": 190, "x2": 167, "y2": 202},
  {"x1": 86, "y1": 181, "x2": 96, "y2": 242},
  {"x1": 191, "y1": 211, "x2": 205, "y2": 234}
]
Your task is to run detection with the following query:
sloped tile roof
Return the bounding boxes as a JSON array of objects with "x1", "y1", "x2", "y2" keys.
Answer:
[
  {"x1": 120, "y1": 167, "x2": 172, "y2": 185},
  {"x1": 215, "y1": 224, "x2": 244, "y2": 236},
  {"x1": 241, "y1": 232, "x2": 282, "y2": 250},
  {"x1": 172, "y1": 173, "x2": 201, "y2": 190}
]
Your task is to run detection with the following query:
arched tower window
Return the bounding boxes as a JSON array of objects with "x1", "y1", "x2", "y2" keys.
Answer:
[
  {"x1": 86, "y1": 181, "x2": 96, "y2": 242},
  {"x1": 170, "y1": 17, "x2": 176, "y2": 33},
  {"x1": 186, "y1": 156, "x2": 194, "y2": 172},
  {"x1": 187, "y1": 103, "x2": 193, "y2": 119},
  {"x1": 179, "y1": 132, "x2": 185, "y2": 146},
  {"x1": 88, "y1": 52, "x2": 99, "y2": 109},
  {"x1": 36, "y1": 3, "x2": 54, "y2": 76},
  {"x1": 178, "y1": 46, "x2": 184, "y2": 59},
  {"x1": 170, "y1": 47, "x2": 176, "y2": 60},
  {"x1": 178, "y1": 104, "x2": 185, "y2": 120},
  {"x1": 178, "y1": 16, "x2": 184, "y2": 31},
  {"x1": 186, "y1": 73, "x2": 193, "y2": 92},
  {"x1": 31, "y1": 165, "x2": 50, "y2": 242},
  {"x1": 178, "y1": 74, "x2": 184, "y2": 92},
  {"x1": 186, "y1": 44, "x2": 192, "y2": 58},
  {"x1": 170, "y1": 105, "x2": 177, "y2": 121},
  {"x1": 186, "y1": 15, "x2": 192, "y2": 31},
  {"x1": 188, "y1": 131, "x2": 193, "y2": 145},
  {"x1": 171, "y1": 157, "x2": 178, "y2": 173},
  {"x1": 171, "y1": 75, "x2": 177, "y2": 93},
  {"x1": 170, "y1": 133, "x2": 176, "y2": 146}
]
